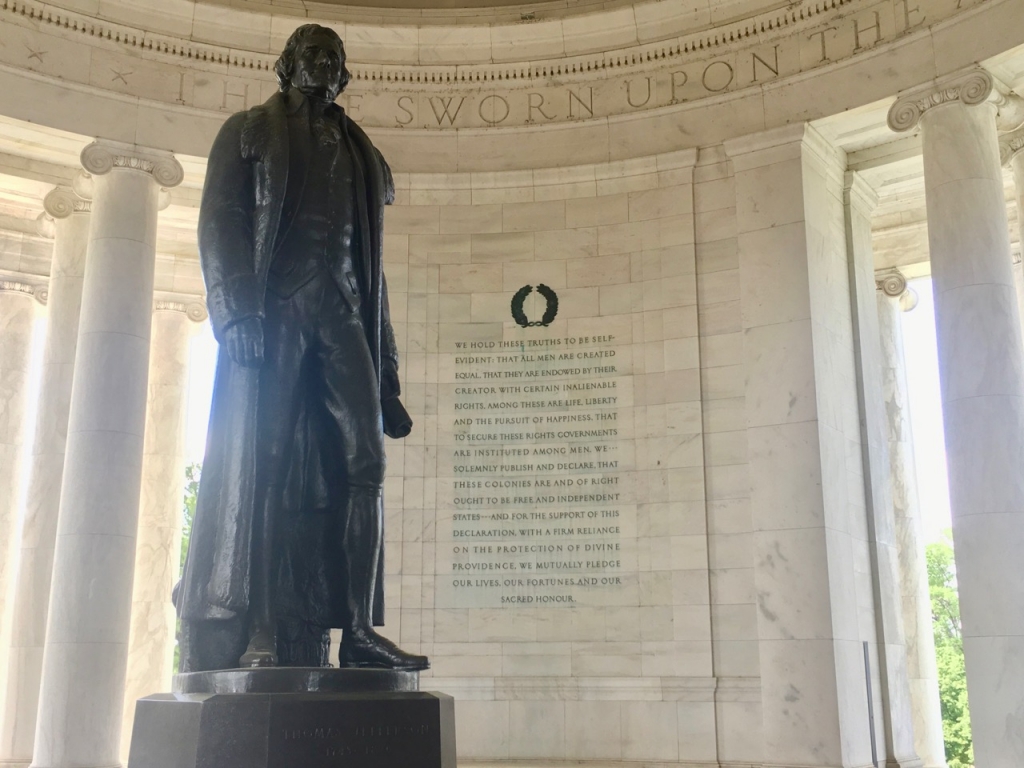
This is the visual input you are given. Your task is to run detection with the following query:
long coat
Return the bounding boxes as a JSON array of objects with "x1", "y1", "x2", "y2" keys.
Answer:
[{"x1": 178, "y1": 89, "x2": 396, "y2": 627}]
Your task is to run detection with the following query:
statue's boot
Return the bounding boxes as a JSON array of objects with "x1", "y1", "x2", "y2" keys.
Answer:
[
  {"x1": 240, "y1": 627, "x2": 278, "y2": 668},
  {"x1": 338, "y1": 488, "x2": 429, "y2": 671}
]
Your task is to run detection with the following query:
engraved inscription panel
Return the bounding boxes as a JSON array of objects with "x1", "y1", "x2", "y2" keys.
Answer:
[{"x1": 436, "y1": 331, "x2": 636, "y2": 609}]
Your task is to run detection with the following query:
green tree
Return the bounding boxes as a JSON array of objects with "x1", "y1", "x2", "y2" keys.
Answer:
[
  {"x1": 174, "y1": 463, "x2": 200, "y2": 672},
  {"x1": 180, "y1": 462, "x2": 200, "y2": 575},
  {"x1": 927, "y1": 530, "x2": 972, "y2": 768}
]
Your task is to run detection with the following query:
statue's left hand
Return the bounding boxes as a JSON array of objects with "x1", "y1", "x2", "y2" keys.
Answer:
[{"x1": 224, "y1": 317, "x2": 265, "y2": 368}]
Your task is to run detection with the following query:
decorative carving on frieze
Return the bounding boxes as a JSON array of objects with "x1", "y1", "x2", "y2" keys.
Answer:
[
  {"x1": 887, "y1": 70, "x2": 994, "y2": 133},
  {"x1": 155, "y1": 298, "x2": 208, "y2": 323},
  {"x1": 1000, "y1": 127, "x2": 1024, "y2": 167},
  {"x1": 80, "y1": 141, "x2": 184, "y2": 189}
]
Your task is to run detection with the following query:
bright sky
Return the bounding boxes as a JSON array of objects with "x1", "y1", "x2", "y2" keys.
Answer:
[
  {"x1": 901, "y1": 277, "x2": 953, "y2": 543},
  {"x1": 178, "y1": 275, "x2": 954, "y2": 543}
]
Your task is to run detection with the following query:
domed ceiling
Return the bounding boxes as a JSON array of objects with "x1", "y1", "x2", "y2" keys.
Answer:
[{"x1": 193, "y1": 0, "x2": 787, "y2": 25}]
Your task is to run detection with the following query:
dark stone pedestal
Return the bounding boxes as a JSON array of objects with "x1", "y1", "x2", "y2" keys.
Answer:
[{"x1": 127, "y1": 669, "x2": 456, "y2": 768}]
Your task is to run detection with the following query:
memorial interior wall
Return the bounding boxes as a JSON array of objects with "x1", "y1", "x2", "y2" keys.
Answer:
[{"x1": 373, "y1": 137, "x2": 885, "y2": 764}]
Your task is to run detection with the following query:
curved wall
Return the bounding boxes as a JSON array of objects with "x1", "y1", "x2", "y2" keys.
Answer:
[{"x1": 0, "y1": 0, "x2": 1020, "y2": 170}]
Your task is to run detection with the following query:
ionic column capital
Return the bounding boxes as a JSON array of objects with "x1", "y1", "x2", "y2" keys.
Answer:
[
  {"x1": 0, "y1": 278, "x2": 48, "y2": 305},
  {"x1": 154, "y1": 295, "x2": 208, "y2": 324},
  {"x1": 80, "y1": 140, "x2": 184, "y2": 189},
  {"x1": 888, "y1": 69, "x2": 994, "y2": 133},
  {"x1": 875, "y1": 269, "x2": 918, "y2": 311},
  {"x1": 1001, "y1": 126, "x2": 1024, "y2": 167},
  {"x1": 43, "y1": 184, "x2": 92, "y2": 221}
]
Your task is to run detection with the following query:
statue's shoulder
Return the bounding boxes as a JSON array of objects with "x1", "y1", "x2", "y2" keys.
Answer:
[{"x1": 224, "y1": 92, "x2": 287, "y2": 161}]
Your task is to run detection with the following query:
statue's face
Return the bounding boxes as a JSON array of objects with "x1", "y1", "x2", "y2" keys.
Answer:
[{"x1": 290, "y1": 33, "x2": 346, "y2": 101}]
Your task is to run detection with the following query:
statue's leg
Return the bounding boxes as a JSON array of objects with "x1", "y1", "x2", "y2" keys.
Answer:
[
  {"x1": 316, "y1": 298, "x2": 428, "y2": 671},
  {"x1": 179, "y1": 618, "x2": 247, "y2": 673},
  {"x1": 277, "y1": 619, "x2": 331, "y2": 667},
  {"x1": 240, "y1": 292, "x2": 310, "y2": 668}
]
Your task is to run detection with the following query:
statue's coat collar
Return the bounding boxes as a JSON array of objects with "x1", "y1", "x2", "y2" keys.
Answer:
[{"x1": 284, "y1": 88, "x2": 345, "y2": 121}]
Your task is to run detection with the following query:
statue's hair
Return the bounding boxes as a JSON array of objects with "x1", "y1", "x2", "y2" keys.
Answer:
[{"x1": 274, "y1": 24, "x2": 351, "y2": 96}]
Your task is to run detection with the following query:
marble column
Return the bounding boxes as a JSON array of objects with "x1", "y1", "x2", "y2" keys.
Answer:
[
  {"x1": 875, "y1": 269, "x2": 946, "y2": 768},
  {"x1": 31, "y1": 141, "x2": 182, "y2": 768},
  {"x1": 0, "y1": 279, "x2": 43, "y2": 672},
  {"x1": 889, "y1": 68, "x2": 1024, "y2": 767},
  {"x1": 724, "y1": 124, "x2": 901, "y2": 768},
  {"x1": 0, "y1": 184, "x2": 90, "y2": 768},
  {"x1": 844, "y1": 175, "x2": 919, "y2": 768},
  {"x1": 119, "y1": 298, "x2": 205, "y2": 760}
]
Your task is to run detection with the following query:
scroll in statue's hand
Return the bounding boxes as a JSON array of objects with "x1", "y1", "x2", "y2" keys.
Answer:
[{"x1": 224, "y1": 316, "x2": 265, "y2": 367}]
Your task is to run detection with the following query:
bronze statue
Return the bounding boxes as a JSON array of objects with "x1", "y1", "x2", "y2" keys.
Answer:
[{"x1": 176, "y1": 24, "x2": 427, "y2": 673}]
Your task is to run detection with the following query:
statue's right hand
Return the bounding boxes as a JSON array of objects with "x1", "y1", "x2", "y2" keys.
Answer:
[{"x1": 224, "y1": 317, "x2": 264, "y2": 367}]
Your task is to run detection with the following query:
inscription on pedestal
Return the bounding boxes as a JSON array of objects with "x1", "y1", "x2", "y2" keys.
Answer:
[
  {"x1": 438, "y1": 331, "x2": 636, "y2": 609},
  {"x1": 269, "y1": 696, "x2": 446, "y2": 768}
]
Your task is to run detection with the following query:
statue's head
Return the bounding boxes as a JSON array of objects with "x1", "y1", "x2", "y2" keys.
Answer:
[{"x1": 275, "y1": 24, "x2": 351, "y2": 102}]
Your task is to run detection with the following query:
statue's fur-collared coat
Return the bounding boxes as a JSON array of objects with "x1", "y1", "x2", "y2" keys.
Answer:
[{"x1": 178, "y1": 90, "x2": 396, "y2": 629}]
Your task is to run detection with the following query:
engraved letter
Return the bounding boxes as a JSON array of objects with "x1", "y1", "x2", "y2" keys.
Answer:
[
  {"x1": 396, "y1": 96, "x2": 415, "y2": 126},
  {"x1": 345, "y1": 93, "x2": 363, "y2": 119},
  {"x1": 177, "y1": 72, "x2": 188, "y2": 105},
  {"x1": 854, "y1": 11, "x2": 882, "y2": 51},
  {"x1": 896, "y1": 0, "x2": 925, "y2": 30},
  {"x1": 626, "y1": 77, "x2": 652, "y2": 108},
  {"x1": 807, "y1": 27, "x2": 838, "y2": 63},
  {"x1": 670, "y1": 71, "x2": 688, "y2": 103},
  {"x1": 701, "y1": 61, "x2": 734, "y2": 92},
  {"x1": 480, "y1": 94, "x2": 511, "y2": 125},
  {"x1": 568, "y1": 87, "x2": 594, "y2": 119},
  {"x1": 223, "y1": 81, "x2": 250, "y2": 111},
  {"x1": 751, "y1": 45, "x2": 779, "y2": 82},
  {"x1": 527, "y1": 93, "x2": 556, "y2": 122},
  {"x1": 429, "y1": 96, "x2": 466, "y2": 126}
]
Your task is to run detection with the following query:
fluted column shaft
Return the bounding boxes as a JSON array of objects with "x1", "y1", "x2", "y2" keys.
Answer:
[
  {"x1": 876, "y1": 272, "x2": 946, "y2": 768},
  {"x1": 0, "y1": 187, "x2": 89, "y2": 768},
  {"x1": 120, "y1": 300, "x2": 204, "y2": 761},
  {"x1": 31, "y1": 142, "x2": 181, "y2": 768},
  {"x1": 890, "y1": 69, "x2": 1024, "y2": 767},
  {"x1": 0, "y1": 280, "x2": 41, "y2": 676}
]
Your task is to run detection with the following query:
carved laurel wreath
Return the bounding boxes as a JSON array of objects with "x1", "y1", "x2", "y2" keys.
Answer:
[{"x1": 511, "y1": 284, "x2": 559, "y2": 327}]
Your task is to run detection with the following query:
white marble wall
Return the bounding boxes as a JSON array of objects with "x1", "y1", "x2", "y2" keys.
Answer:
[
  {"x1": 724, "y1": 124, "x2": 881, "y2": 768},
  {"x1": 693, "y1": 145, "x2": 763, "y2": 764},
  {"x1": 382, "y1": 151, "x2": 719, "y2": 762},
  {"x1": 363, "y1": 125, "x2": 929, "y2": 765}
]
